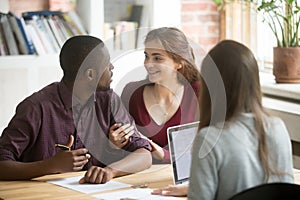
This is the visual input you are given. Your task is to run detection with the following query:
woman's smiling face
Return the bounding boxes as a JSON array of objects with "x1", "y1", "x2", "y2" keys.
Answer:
[{"x1": 144, "y1": 39, "x2": 181, "y2": 83}]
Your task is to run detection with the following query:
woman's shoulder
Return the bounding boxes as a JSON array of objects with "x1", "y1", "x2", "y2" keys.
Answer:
[
  {"x1": 264, "y1": 115, "x2": 288, "y2": 134},
  {"x1": 198, "y1": 126, "x2": 223, "y2": 141},
  {"x1": 187, "y1": 81, "x2": 201, "y2": 97},
  {"x1": 265, "y1": 115, "x2": 284, "y2": 124},
  {"x1": 121, "y1": 80, "x2": 151, "y2": 104},
  {"x1": 123, "y1": 80, "x2": 150, "y2": 94},
  {"x1": 190, "y1": 80, "x2": 201, "y2": 88}
]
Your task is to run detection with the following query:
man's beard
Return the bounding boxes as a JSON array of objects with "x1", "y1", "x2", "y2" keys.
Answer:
[{"x1": 97, "y1": 84, "x2": 110, "y2": 91}]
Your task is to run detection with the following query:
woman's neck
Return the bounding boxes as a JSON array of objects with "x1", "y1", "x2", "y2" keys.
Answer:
[{"x1": 154, "y1": 81, "x2": 183, "y2": 100}]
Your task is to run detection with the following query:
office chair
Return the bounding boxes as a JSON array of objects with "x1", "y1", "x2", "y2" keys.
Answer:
[{"x1": 228, "y1": 182, "x2": 300, "y2": 200}]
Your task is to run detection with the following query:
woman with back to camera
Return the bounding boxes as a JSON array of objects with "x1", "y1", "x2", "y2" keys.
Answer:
[
  {"x1": 187, "y1": 40, "x2": 294, "y2": 199},
  {"x1": 152, "y1": 40, "x2": 294, "y2": 198},
  {"x1": 109, "y1": 27, "x2": 201, "y2": 164}
]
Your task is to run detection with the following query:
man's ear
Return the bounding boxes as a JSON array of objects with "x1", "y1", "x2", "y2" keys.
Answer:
[{"x1": 86, "y1": 69, "x2": 94, "y2": 81}]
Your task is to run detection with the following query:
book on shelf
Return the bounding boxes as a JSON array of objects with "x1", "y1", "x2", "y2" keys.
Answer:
[
  {"x1": 103, "y1": 5, "x2": 143, "y2": 51},
  {"x1": 61, "y1": 13, "x2": 79, "y2": 36},
  {"x1": 103, "y1": 22, "x2": 114, "y2": 50},
  {"x1": 0, "y1": 13, "x2": 9, "y2": 56},
  {"x1": 46, "y1": 15, "x2": 65, "y2": 48},
  {"x1": 40, "y1": 15, "x2": 60, "y2": 53},
  {"x1": 54, "y1": 15, "x2": 73, "y2": 40},
  {"x1": 0, "y1": 13, "x2": 19, "y2": 55},
  {"x1": 22, "y1": 10, "x2": 62, "y2": 19},
  {"x1": 23, "y1": 11, "x2": 65, "y2": 54},
  {"x1": 0, "y1": 10, "x2": 87, "y2": 56},
  {"x1": 104, "y1": 21, "x2": 137, "y2": 51},
  {"x1": 62, "y1": 11, "x2": 87, "y2": 35},
  {"x1": 128, "y1": 5, "x2": 143, "y2": 48},
  {"x1": 128, "y1": 5, "x2": 143, "y2": 28},
  {"x1": 7, "y1": 11, "x2": 35, "y2": 55},
  {"x1": 25, "y1": 18, "x2": 47, "y2": 55},
  {"x1": 112, "y1": 21, "x2": 137, "y2": 51}
]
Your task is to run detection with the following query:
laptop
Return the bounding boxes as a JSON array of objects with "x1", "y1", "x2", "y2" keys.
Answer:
[{"x1": 167, "y1": 121, "x2": 200, "y2": 185}]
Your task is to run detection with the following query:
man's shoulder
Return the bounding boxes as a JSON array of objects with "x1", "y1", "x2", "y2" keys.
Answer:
[
  {"x1": 21, "y1": 82, "x2": 60, "y2": 105},
  {"x1": 95, "y1": 88, "x2": 114, "y2": 97},
  {"x1": 95, "y1": 89, "x2": 120, "y2": 103}
]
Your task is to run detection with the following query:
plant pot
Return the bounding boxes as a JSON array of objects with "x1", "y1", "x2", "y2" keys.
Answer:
[{"x1": 273, "y1": 47, "x2": 300, "y2": 83}]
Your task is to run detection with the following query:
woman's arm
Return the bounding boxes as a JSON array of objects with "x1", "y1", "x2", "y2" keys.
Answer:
[{"x1": 152, "y1": 184, "x2": 188, "y2": 197}]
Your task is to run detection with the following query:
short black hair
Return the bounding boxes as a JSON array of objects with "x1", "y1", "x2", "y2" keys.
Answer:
[{"x1": 60, "y1": 35, "x2": 105, "y2": 82}]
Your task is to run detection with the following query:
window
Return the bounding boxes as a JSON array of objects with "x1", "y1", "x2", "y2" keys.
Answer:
[
  {"x1": 256, "y1": 11, "x2": 277, "y2": 73},
  {"x1": 219, "y1": 0, "x2": 279, "y2": 73},
  {"x1": 219, "y1": 1, "x2": 256, "y2": 56}
]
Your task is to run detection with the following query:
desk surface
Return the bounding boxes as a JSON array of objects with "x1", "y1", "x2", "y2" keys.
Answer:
[
  {"x1": 0, "y1": 166, "x2": 299, "y2": 200},
  {"x1": 0, "y1": 164, "x2": 179, "y2": 200}
]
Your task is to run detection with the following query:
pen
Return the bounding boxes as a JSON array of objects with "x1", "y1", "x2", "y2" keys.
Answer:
[
  {"x1": 55, "y1": 144, "x2": 71, "y2": 151},
  {"x1": 131, "y1": 183, "x2": 148, "y2": 188},
  {"x1": 55, "y1": 144, "x2": 91, "y2": 159}
]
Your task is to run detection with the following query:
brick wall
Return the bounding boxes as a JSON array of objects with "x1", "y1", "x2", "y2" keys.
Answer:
[{"x1": 181, "y1": 0, "x2": 220, "y2": 53}]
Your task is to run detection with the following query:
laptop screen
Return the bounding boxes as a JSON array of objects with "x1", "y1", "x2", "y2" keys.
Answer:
[{"x1": 167, "y1": 121, "x2": 200, "y2": 185}]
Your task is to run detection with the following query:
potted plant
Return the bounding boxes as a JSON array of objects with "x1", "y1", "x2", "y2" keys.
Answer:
[{"x1": 214, "y1": 0, "x2": 300, "y2": 83}]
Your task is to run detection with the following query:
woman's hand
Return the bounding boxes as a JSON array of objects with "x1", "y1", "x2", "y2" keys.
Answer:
[
  {"x1": 138, "y1": 132, "x2": 164, "y2": 160},
  {"x1": 152, "y1": 184, "x2": 188, "y2": 197}
]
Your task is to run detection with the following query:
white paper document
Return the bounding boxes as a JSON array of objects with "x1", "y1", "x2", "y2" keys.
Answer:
[
  {"x1": 47, "y1": 176, "x2": 131, "y2": 194},
  {"x1": 93, "y1": 188, "x2": 182, "y2": 200}
]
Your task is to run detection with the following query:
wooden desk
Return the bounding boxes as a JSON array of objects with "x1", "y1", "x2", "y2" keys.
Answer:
[
  {"x1": 0, "y1": 165, "x2": 299, "y2": 200},
  {"x1": 0, "y1": 164, "x2": 178, "y2": 200}
]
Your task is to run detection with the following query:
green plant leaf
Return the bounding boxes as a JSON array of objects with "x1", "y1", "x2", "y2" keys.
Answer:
[{"x1": 213, "y1": 0, "x2": 300, "y2": 47}]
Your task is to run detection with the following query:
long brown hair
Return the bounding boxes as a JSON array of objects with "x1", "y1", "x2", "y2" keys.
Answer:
[
  {"x1": 144, "y1": 27, "x2": 200, "y2": 84},
  {"x1": 200, "y1": 40, "x2": 273, "y2": 181}
]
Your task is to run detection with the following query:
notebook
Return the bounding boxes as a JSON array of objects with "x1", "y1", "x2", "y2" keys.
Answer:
[{"x1": 167, "y1": 121, "x2": 200, "y2": 185}]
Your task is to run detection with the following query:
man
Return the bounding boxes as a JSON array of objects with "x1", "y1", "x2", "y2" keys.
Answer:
[{"x1": 0, "y1": 35, "x2": 152, "y2": 183}]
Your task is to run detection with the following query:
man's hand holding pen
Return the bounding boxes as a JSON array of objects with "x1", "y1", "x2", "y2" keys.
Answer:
[
  {"x1": 52, "y1": 135, "x2": 91, "y2": 173},
  {"x1": 109, "y1": 123, "x2": 135, "y2": 148}
]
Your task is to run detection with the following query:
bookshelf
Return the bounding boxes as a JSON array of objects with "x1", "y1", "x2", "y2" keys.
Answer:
[{"x1": 0, "y1": 0, "x2": 181, "y2": 134}]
